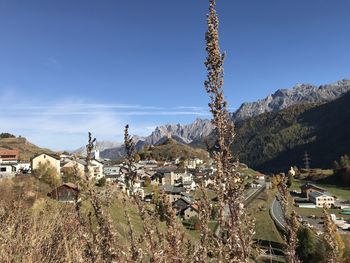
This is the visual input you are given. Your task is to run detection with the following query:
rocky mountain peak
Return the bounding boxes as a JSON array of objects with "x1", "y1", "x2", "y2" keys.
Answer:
[
  {"x1": 231, "y1": 79, "x2": 350, "y2": 121},
  {"x1": 144, "y1": 119, "x2": 213, "y2": 145}
]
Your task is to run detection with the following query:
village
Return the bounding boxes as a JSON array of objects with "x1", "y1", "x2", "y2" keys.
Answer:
[
  {"x1": 0, "y1": 147, "x2": 268, "y2": 228},
  {"x1": 1, "y1": 147, "x2": 350, "y2": 236}
]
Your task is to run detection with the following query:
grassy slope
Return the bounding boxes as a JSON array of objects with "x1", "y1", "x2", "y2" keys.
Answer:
[
  {"x1": 139, "y1": 138, "x2": 209, "y2": 162},
  {"x1": 248, "y1": 189, "x2": 284, "y2": 244},
  {"x1": 1, "y1": 176, "x2": 202, "y2": 245},
  {"x1": 0, "y1": 137, "x2": 53, "y2": 161},
  {"x1": 109, "y1": 197, "x2": 207, "y2": 244},
  {"x1": 0, "y1": 175, "x2": 52, "y2": 206}
]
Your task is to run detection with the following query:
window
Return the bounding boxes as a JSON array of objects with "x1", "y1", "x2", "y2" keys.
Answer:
[{"x1": 0, "y1": 167, "x2": 6, "y2": 172}]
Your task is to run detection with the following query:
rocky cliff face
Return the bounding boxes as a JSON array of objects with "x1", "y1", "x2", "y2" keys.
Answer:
[
  {"x1": 95, "y1": 119, "x2": 214, "y2": 160},
  {"x1": 144, "y1": 118, "x2": 214, "y2": 145},
  {"x1": 231, "y1": 79, "x2": 350, "y2": 121},
  {"x1": 151, "y1": 80, "x2": 350, "y2": 142},
  {"x1": 99, "y1": 136, "x2": 147, "y2": 160}
]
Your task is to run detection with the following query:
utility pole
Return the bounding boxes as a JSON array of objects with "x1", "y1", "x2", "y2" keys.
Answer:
[
  {"x1": 303, "y1": 151, "x2": 311, "y2": 179},
  {"x1": 303, "y1": 151, "x2": 311, "y2": 170}
]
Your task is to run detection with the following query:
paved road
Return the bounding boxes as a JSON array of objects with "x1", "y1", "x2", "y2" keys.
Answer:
[
  {"x1": 271, "y1": 198, "x2": 286, "y2": 229},
  {"x1": 216, "y1": 183, "x2": 266, "y2": 235}
]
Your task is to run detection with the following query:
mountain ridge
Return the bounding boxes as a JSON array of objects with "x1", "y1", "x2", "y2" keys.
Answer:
[
  {"x1": 73, "y1": 79, "x2": 350, "y2": 162},
  {"x1": 231, "y1": 79, "x2": 350, "y2": 121},
  {"x1": 233, "y1": 90, "x2": 350, "y2": 172},
  {"x1": 0, "y1": 136, "x2": 54, "y2": 161}
]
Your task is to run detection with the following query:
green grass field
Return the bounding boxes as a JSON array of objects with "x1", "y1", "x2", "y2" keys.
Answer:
[
  {"x1": 248, "y1": 189, "x2": 284, "y2": 244},
  {"x1": 291, "y1": 179, "x2": 350, "y2": 200}
]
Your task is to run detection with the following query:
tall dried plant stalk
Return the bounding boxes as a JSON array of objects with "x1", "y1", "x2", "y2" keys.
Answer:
[
  {"x1": 123, "y1": 124, "x2": 163, "y2": 262},
  {"x1": 277, "y1": 176, "x2": 301, "y2": 263},
  {"x1": 203, "y1": 0, "x2": 254, "y2": 261},
  {"x1": 75, "y1": 132, "x2": 121, "y2": 262},
  {"x1": 163, "y1": 195, "x2": 186, "y2": 262},
  {"x1": 323, "y1": 208, "x2": 339, "y2": 263},
  {"x1": 194, "y1": 187, "x2": 211, "y2": 262},
  {"x1": 122, "y1": 194, "x2": 142, "y2": 262},
  {"x1": 124, "y1": 124, "x2": 138, "y2": 196},
  {"x1": 0, "y1": 199, "x2": 89, "y2": 263}
]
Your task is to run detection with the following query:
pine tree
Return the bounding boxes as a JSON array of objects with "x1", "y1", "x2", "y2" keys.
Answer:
[
  {"x1": 296, "y1": 227, "x2": 316, "y2": 262},
  {"x1": 123, "y1": 124, "x2": 138, "y2": 196},
  {"x1": 157, "y1": 199, "x2": 166, "y2": 222}
]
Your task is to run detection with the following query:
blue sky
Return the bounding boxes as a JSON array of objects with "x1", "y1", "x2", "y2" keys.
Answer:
[{"x1": 1, "y1": 0, "x2": 349, "y2": 150}]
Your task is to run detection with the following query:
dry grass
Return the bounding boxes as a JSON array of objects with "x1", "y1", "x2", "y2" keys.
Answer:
[{"x1": 0, "y1": 137, "x2": 53, "y2": 161}]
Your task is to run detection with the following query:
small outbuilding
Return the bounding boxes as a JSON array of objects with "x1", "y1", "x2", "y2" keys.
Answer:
[
  {"x1": 300, "y1": 183, "x2": 326, "y2": 198},
  {"x1": 48, "y1": 183, "x2": 79, "y2": 203},
  {"x1": 183, "y1": 204, "x2": 199, "y2": 220}
]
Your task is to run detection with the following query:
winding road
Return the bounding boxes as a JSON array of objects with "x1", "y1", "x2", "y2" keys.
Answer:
[
  {"x1": 271, "y1": 197, "x2": 286, "y2": 229},
  {"x1": 215, "y1": 181, "x2": 266, "y2": 236}
]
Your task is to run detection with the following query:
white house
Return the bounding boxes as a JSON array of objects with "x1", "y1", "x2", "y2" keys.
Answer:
[
  {"x1": 289, "y1": 167, "x2": 296, "y2": 177},
  {"x1": 184, "y1": 159, "x2": 196, "y2": 169},
  {"x1": 104, "y1": 165, "x2": 121, "y2": 176},
  {"x1": 15, "y1": 162, "x2": 31, "y2": 174},
  {"x1": 31, "y1": 154, "x2": 60, "y2": 177},
  {"x1": 309, "y1": 191, "x2": 335, "y2": 208},
  {"x1": 63, "y1": 159, "x2": 104, "y2": 180},
  {"x1": 0, "y1": 163, "x2": 16, "y2": 179},
  {"x1": 251, "y1": 180, "x2": 262, "y2": 188},
  {"x1": 257, "y1": 174, "x2": 265, "y2": 181},
  {"x1": 138, "y1": 160, "x2": 158, "y2": 170},
  {"x1": 181, "y1": 172, "x2": 193, "y2": 183},
  {"x1": 90, "y1": 159, "x2": 104, "y2": 179},
  {"x1": 60, "y1": 154, "x2": 73, "y2": 164},
  {"x1": 62, "y1": 159, "x2": 85, "y2": 177},
  {"x1": 183, "y1": 180, "x2": 196, "y2": 191},
  {"x1": 183, "y1": 204, "x2": 199, "y2": 219}
]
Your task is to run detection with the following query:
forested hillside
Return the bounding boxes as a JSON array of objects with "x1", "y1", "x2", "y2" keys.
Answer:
[
  {"x1": 233, "y1": 91, "x2": 350, "y2": 173},
  {"x1": 138, "y1": 138, "x2": 209, "y2": 162}
]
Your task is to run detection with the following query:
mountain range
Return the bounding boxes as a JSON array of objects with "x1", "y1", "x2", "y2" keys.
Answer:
[
  {"x1": 144, "y1": 118, "x2": 214, "y2": 145},
  {"x1": 144, "y1": 79, "x2": 350, "y2": 145},
  {"x1": 231, "y1": 79, "x2": 350, "y2": 121},
  {"x1": 74, "y1": 79, "x2": 350, "y2": 165}
]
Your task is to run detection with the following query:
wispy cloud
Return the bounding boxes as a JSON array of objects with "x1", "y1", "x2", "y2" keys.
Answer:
[
  {"x1": 1, "y1": 102, "x2": 210, "y2": 117},
  {"x1": 0, "y1": 93, "x2": 209, "y2": 150}
]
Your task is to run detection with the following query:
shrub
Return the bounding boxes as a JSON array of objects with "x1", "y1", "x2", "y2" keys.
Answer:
[
  {"x1": 33, "y1": 161, "x2": 61, "y2": 187},
  {"x1": 143, "y1": 176, "x2": 151, "y2": 187},
  {"x1": 0, "y1": 132, "x2": 15, "y2": 138},
  {"x1": 96, "y1": 177, "x2": 106, "y2": 187}
]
